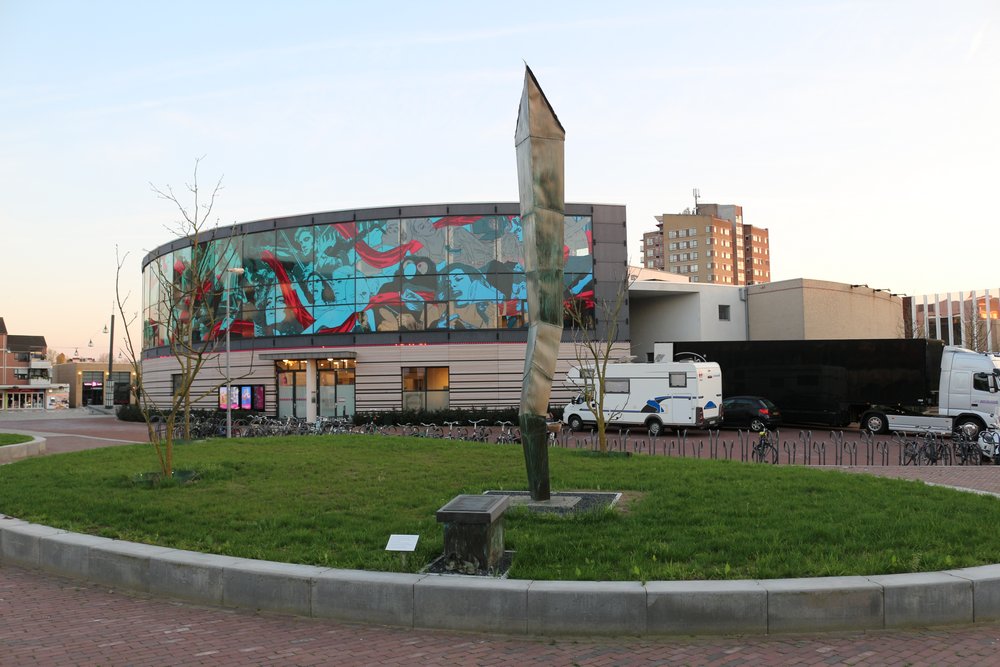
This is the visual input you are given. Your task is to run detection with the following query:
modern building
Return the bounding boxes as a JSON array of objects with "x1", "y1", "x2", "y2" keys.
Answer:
[
  {"x1": 628, "y1": 278, "x2": 905, "y2": 360},
  {"x1": 905, "y1": 290, "x2": 1000, "y2": 352},
  {"x1": 0, "y1": 318, "x2": 58, "y2": 410},
  {"x1": 640, "y1": 203, "x2": 770, "y2": 285},
  {"x1": 139, "y1": 203, "x2": 630, "y2": 420},
  {"x1": 52, "y1": 361, "x2": 135, "y2": 408}
]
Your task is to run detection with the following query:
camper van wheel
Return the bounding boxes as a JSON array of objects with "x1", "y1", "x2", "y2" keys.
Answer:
[
  {"x1": 646, "y1": 419, "x2": 664, "y2": 437},
  {"x1": 955, "y1": 418, "x2": 983, "y2": 440},
  {"x1": 862, "y1": 412, "x2": 888, "y2": 435},
  {"x1": 568, "y1": 415, "x2": 584, "y2": 432}
]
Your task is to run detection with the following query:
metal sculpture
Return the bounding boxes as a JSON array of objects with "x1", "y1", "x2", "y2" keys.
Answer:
[{"x1": 515, "y1": 66, "x2": 565, "y2": 501}]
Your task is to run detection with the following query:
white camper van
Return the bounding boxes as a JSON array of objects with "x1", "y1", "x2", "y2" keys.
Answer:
[{"x1": 562, "y1": 360, "x2": 723, "y2": 436}]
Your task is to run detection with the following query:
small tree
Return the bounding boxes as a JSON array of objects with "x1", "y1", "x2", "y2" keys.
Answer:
[
  {"x1": 115, "y1": 159, "x2": 246, "y2": 478},
  {"x1": 564, "y1": 271, "x2": 636, "y2": 453}
]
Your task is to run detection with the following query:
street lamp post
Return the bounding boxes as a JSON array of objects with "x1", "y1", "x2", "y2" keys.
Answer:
[
  {"x1": 225, "y1": 267, "x2": 245, "y2": 438},
  {"x1": 104, "y1": 314, "x2": 115, "y2": 409}
]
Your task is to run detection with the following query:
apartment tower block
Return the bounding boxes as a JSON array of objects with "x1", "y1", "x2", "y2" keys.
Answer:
[{"x1": 640, "y1": 203, "x2": 770, "y2": 285}]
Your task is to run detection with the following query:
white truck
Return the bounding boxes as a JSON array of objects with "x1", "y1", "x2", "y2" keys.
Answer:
[
  {"x1": 562, "y1": 359, "x2": 723, "y2": 436},
  {"x1": 673, "y1": 339, "x2": 1000, "y2": 437},
  {"x1": 863, "y1": 345, "x2": 1000, "y2": 437}
]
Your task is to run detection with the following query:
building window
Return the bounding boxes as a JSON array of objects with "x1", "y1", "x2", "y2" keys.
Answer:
[
  {"x1": 402, "y1": 366, "x2": 450, "y2": 412},
  {"x1": 719, "y1": 305, "x2": 731, "y2": 321},
  {"x1": 172, "y1": 373, "x2": 184, "y2": 395}
]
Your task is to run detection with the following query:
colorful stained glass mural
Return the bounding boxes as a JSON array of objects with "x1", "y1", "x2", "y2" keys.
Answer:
[{"x1": 142, "y1": 214, "x2": 594, "y2": 347}]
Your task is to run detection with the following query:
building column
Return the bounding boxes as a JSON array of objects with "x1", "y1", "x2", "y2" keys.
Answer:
[{"x1": 305, "y1": 360, "x2": 318, "y2": 422}]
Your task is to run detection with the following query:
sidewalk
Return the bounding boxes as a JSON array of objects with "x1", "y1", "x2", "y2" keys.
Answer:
[{"x1": 0, "y1": 406, "x2": 112, "y2": 421}]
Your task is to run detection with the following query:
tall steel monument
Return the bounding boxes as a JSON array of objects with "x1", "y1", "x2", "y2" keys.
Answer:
[{"x1": 515, "y1": 66, "x2": 565, "y2": 501}]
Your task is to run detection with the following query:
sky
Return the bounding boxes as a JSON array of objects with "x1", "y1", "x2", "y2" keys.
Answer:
[{"x1": 2, "y1": 1, "x2": 998, "y2": 356}]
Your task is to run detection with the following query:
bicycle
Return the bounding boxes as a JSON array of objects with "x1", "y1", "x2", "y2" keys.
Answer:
[
  {"x1": 752, "y1": 429, "x2": 777, "y2": 463},
  {"x1": 442, "y1": 421, "x2": 463, "y2": 439},
  {"x1": 952, "y1": 428, "x2": 982, "y2": 465},
  {"x1": 902, "y1": 434, "x2": 946, "y2": 466},
  {"x1": 979, "y1": 429, "x2": 1000, "y2": 464},
  {"x1": 465, "y1": 419, "x2": 490, "y2": 442},
  {"x1": 495, "y1": 421, "x2": 519, "y2": 445},
  {"x1": 420, "y1": 422, "x2": 442, "y2": 438}
]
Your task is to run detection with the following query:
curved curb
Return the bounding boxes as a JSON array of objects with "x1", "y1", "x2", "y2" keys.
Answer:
[
  {"x1": 0, "y1": 436, "x2": 46, "y2": 465},
  {"x1": 2, "y1": 513, "x2": 1000, "y2": 636}
]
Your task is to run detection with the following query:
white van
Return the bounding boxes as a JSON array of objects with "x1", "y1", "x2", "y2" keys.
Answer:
[{"x1": 562, "y1": 360, "x2": 723, "y2": 436}]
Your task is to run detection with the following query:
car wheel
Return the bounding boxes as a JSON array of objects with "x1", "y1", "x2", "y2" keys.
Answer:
[
  {"x1": 750, "y1": 418, "x2": 766, "y2": 432},
  {"x1": 862, "y1": 412, "x2": 888, "y2": 435},
  {"x1": 568, "y1": 415, "x2": 583, "y2": 432},
  {"x1": 646, "y1": 419, "x2": 664, "y2": 437}
]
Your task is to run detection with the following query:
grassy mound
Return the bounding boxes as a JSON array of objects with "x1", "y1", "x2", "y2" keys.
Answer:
[{"x1": 1, "y1": 435, "x2": 998, "y2": 581}]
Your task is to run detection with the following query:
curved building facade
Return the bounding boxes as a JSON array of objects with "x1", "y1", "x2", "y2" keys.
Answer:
[{"x1": 140, "y1": 203, "x2": 629, "y2": 420}]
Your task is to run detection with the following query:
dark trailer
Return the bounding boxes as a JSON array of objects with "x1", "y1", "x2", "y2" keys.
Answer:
[{"x1": 671, "y1": 339, "x2": 945, "y2": 427}]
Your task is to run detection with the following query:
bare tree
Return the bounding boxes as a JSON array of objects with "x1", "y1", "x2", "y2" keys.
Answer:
[
  {"x1": 564, "y1": 271, "x2": 635, "y2": 453},
  {"x1": 115, "y1": 159, "x2": 246, "y2": 478},
  {"x1": 961, "y1": 299, "x2": 989, "y2": 352}
]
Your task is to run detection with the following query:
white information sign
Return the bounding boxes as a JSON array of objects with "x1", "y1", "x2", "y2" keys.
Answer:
[{"x1": 385, "y1": 534, "x2": 419, "y2": 552}]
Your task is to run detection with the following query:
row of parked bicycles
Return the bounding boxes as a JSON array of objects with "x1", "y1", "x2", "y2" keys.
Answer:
[
  {"x1": 167, "y1": 414, "x2": 529, "y2": 445},
  {"x1": 747, "y1": 426, "x2": 1000, "y2": 466}
]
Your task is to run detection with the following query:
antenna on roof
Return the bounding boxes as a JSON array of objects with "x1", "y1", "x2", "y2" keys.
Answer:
[{"x1": 692, "y1": 188, "x2": 700, "y2": 212}]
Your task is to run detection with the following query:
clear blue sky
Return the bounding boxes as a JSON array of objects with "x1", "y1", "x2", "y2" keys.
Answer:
[{"x1": 2, "y1": 1, "x2": 998, "y2": 355}]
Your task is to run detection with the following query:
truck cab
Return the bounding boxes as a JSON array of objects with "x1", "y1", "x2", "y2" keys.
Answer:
[{"x1": 865, "y1": 346, "x2": 1000, "y2": 436}]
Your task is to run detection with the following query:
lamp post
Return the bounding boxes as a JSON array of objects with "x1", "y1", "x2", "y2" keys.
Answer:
[
  {"x1": 104, "y1": 315, "x2": 115, "y2": 409},
  {"x1": 225, "y1": 267, "x2": 245, "y2": 438}
]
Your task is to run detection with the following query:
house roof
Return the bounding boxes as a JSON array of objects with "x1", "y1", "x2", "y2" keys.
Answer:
[{"x1": 7, "y1": 335, "x2": 47, "y2": 352}]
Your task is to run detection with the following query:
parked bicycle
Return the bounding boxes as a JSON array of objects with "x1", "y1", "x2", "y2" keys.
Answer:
[
  {"x1": 902, "y1": 433, "x2": 946, "y2": 466},
  {"x1": 752, "y1": 429, "x2": 778, "y2": 463},
  {"x1": 465, "y1": 419, "x2": 490, "y2": 442},
  {"x1": 495, "y1": 421, "x2": 519, "y2": 445}
]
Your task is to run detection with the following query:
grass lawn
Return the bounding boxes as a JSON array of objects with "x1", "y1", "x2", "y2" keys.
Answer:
[
  {"x1": 0, "y1": 433, "x2": 32, "y2": 446},
  {"x1": 2, "y1": 435, "x2": 1000, "y2": 581}
]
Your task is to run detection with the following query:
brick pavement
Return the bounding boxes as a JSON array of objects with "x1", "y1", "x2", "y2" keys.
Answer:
[
  {"x1": 4, "y1": 563, "x2": 1000, "y2": 666},
  {"x1": 5, "y1": 414, "x2": 1000, "y2": 665}
]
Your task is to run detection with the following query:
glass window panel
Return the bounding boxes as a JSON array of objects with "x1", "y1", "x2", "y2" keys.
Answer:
[
  {"x1": 402, "y1": 367, "x2": 425, "y2": 391},
  {"x1": 313, "y1": 224, "x2": 356, "y2": 277},
  {"x1": 426, "y1": 367, "x2": 449, "y2": 391},
  {"x1": 500, "y1": 299, "x2": 527, "y2": 328},
  {"x1": 446, "y1": 301, "x2": 498, "y2": 329},
  {"x1": 496, "y1": 215, "x2": 523, "y2": 268},
  {"x1": 356, "y1": 219, "x2": 401, "y2": 274},
  {"x1": 444, "y1": 215, "x2": 498, "y2": 271},
  {"x1": 401, "y1": 217, "x2": 449, "y2": 268},
  {"x1": 243, "y1": 230, "x2": 277, "y2": 274}
]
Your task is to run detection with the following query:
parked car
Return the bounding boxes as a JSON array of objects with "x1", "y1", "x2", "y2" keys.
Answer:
[{"x1": 721, "y1": 396, "x2": 782, "y2": 431}]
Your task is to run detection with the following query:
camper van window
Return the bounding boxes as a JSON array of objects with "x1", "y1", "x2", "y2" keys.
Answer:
[
  {"x1": 606, "y1": 379, "x2": 629, "y2": 394},
  {"x1": 669, "y1": 372, "x2": 687, "y2": 388}
]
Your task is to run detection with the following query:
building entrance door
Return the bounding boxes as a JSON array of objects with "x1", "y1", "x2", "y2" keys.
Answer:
[
  {"x1": 275, "y1": 360, "x2": 307, "y2": 419},
  {"x1": 316, "y1": 358, "x2": 356, "y2": 419}
]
